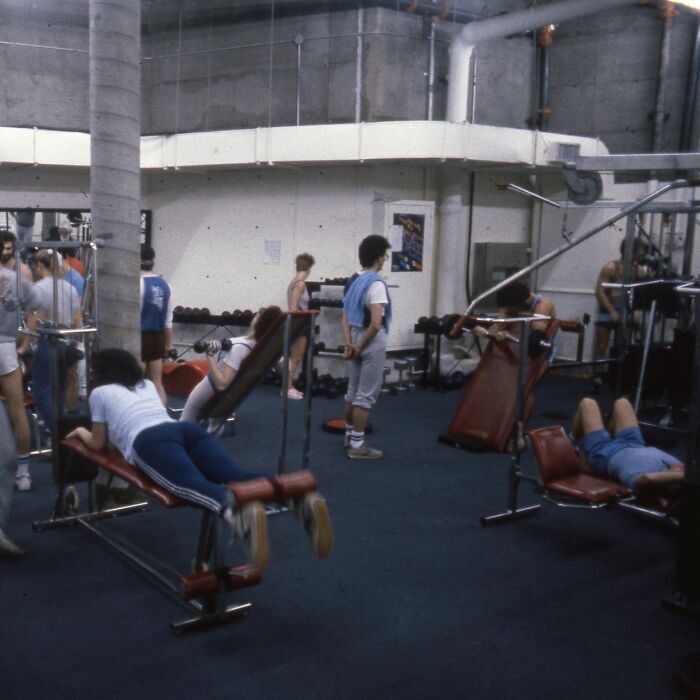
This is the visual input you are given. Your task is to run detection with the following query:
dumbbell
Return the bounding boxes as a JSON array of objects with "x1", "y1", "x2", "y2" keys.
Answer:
[{"x1": 193, "y1": 338, "x2": 233, "y2": 354}]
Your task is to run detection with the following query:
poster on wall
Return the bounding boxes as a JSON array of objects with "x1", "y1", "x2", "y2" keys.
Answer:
[{"x1": 390, "y1": 213, "x2": 424, "y2": 272}]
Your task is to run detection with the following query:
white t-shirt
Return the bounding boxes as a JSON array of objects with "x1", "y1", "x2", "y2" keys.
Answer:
[
  {"x1": 222, "y1": 336, "x2": 256, "y2": 371},
  {"x1": 89, "y1": 380, "x2": 173, "y2": 463},
  {"x1": 359, "y1": 271, "x2": 388, "y2": 317}
]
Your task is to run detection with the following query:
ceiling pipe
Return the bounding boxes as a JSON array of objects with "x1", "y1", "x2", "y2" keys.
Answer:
[{"x1": 446, "y1": 0, "x2": 639, "y2": 123}]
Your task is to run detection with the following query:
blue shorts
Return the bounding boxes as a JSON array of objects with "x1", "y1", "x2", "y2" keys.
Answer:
[{"x1": 581, "y1": 427, "x2": 680, "y2": 488}]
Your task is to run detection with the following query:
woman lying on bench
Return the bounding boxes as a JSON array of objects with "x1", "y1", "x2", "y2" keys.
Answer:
[
  {"x1": 571, "y1": 397, "x2": 684, "y2": 493},
  {"x1": 180, "y1": 306, "x2": 281, "y2": 433},
  {"x1": 66, "y1": 348, "x2": 332, "y2": 571}
]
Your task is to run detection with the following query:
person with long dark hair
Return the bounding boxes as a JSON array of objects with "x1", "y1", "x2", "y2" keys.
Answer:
[{"x1": 67, "y1": 348, "x2": 333, "y2": 570}]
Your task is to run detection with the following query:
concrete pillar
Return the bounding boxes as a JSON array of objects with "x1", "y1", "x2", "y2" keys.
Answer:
[
  {"x1": 435, "y1": 173, "x2": 466, "y2": 315},
  {"x1": 90, "y1": 0, "x2": 141, "y2": 352}
]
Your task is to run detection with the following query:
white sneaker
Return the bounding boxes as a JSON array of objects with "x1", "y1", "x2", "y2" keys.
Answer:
[
  {"x1": 0, "y1": 529, "x2": 24, "y2": 557},
  {"x1": 287, "y1": 388, "x2": 304, "y2": 400},
  {"x1": 15, "y1": 473, "x2": 32, "y2": 492},
  {"x1": 296, "y1": 493, "x2": 333, "y2": 559},
  {"x1": 228, "y1": 502, "x2": 270, "y2": 572}
]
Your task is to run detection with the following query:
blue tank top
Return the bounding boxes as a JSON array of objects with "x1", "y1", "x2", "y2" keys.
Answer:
[{"x1": 141, "y1": 275, "x2": 171, "y2": 332}]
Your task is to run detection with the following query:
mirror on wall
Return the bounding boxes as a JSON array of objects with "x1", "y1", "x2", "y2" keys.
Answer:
[{"x1": 0, "y1": 209, "x2": 152, "y2": 250}]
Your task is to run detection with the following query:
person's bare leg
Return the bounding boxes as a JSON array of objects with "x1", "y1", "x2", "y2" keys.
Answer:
[
  {"x1": 145, "y1": 359, "x2": 167, "y2": 406},
  {"x1": 0, "y1": 370, "x2": 30, "y2": 455},
  {"x1": 352, "y1": 406, "x2": 369, "y2": 434},
  {"x1": 64, "y1": 365, "x2": 78, "y2": 410},
  {"x1": 571, "y1": 397, "x2": 605, "y2": 440},
  {"x1": 609, "y1": 397, "x2": 638, "y2": 435},
  {"x1": 287, "y1": 336, "x2": 307, "y2": 391},
  {"x1": 593, "y1": 325, "x2": 610, "y2": 362},
  {"x1": 634, "y1": 470, "x2": 684, "y2": 492}
]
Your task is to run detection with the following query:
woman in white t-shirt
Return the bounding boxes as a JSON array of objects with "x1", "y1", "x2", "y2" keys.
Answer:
[
  {"x1": 180, "y1": 306, "x2": 282, "y2": 430},
  {"x1": 67, "y1": 347, "x2": 333, "y2": 569}
]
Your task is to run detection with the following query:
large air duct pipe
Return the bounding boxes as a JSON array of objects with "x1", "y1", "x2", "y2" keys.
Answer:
[
  {"x1": 445, "y1": 0, "x2": 638, "y2": 124},
  {"x1": 436, "y1": 0, "x2": 638, "y2": 317},
  {"x1": 90, "y1": 0, "x2": 142, "y2": 352}
]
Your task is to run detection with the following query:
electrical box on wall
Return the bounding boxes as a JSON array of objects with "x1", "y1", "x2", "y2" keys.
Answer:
[{"x1": 473, "y1": 242, "x2": 529, "y2": 310}]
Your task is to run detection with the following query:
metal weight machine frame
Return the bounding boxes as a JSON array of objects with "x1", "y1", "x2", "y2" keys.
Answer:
[
  {"x1": 448, "y1": 178, "x2": 700, "y2": 526},
  {"x1": 467, "y1": 314, "x2": 551, "y2": 525},
  {"x1": 17, "y1": 240, "x2": 101, "y2": 494}
]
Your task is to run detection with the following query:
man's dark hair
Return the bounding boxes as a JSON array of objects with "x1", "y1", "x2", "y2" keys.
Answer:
[
  {"x1": 92, "y1": 348, "x2": 144, "y2": 390},
  {"x1": 495, "y1": 280, "x2": 531, "y2": 309},
  {"x1": 141, "y1": 244, "x2": 155, "y2": 271},
  {"x1": 252, "y1": 305, "x2": 282, "y2": 340},
  {"x1": 0, "y1": 230, "x2": 17, "y2": 248},
  {"x1": 619, "y1": 237, "x2": 644, "y2": 258},
  {"x1": 358, "y1": 235, "x2": 390, "y2": 268}
]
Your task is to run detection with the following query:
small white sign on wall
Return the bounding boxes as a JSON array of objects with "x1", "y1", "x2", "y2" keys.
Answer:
[{"x1": 264, "y1": 239, "x2": 281, "y2": 264}]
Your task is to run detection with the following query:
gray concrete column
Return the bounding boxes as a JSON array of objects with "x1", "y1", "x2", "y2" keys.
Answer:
[
  {"x1": 90, "y1": 0, "x2": 141, "y2": 352},
  {"x1": 435, "y1": 174, "x2": 466, "y2": 315}
]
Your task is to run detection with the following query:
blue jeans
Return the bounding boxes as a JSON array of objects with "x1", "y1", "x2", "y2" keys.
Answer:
[
  {"x1": 31, "y1": 337, "x2": 64, "y2": 425},
  {"x1": 132, "y1": 422, "x2": 270, "y2": 514}
]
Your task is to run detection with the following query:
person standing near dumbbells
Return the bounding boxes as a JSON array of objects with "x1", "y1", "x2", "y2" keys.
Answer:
[
  {"x1": 140, "y1": 245, "x2": 174, "y2": 405},
  {"x1": 285, "y1": 252, "x2": 315, "y2": 400},
  {"x1": 342, "y1": 235, "x2": 392, "y2": 459}
]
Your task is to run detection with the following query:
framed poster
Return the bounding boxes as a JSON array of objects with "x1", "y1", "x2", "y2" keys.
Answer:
[{"x1": 389, "y1": 212, "x2": 425, "y2": 272}]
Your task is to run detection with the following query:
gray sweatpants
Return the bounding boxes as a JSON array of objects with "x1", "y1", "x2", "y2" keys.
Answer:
[{"x1": 344, "y1": 327, "x2": 387, "y2": 410}]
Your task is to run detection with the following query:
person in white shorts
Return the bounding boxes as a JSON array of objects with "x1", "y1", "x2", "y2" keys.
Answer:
[
  {"x1": 0, "y1": 262, "x2": 39, "y2": 492},
  {"x1": 180, "y1": 306, "x2": 282, "y2": 433}
]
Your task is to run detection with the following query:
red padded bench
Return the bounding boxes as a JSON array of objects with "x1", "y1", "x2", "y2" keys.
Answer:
[
  {"x1": 528, "y1": 425, "x2": 631, "y2": 504},
  {"x1": 61, "y1": 436, "x2": 184, "y2": 507},
  {"x1": 162, "y1": 360, "x2": 208, "y2": 401}
]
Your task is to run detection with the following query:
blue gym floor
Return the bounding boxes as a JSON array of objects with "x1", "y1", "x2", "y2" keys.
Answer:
[{"x1": 0, "y1": 373, "x2": 695, "y2": 699}]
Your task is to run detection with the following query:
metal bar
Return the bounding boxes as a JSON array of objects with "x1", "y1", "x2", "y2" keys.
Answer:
[
  {"x1": 33, "y1": 501, "x2": 148, "y2": 531},
  {"x1": 503, "y1": 183, "x2": 560, "y2": 208},
  {"x1": 302, "y1": 315, "x2": 315, "y2": 470},
  {"x1": 634, "y1": 299, "x2": 657, "y2": 414},
  {"x1": 75, "y1": 516, "x2": 199, "y2": 609},
  {"x1": 170, "y1": 602, "x2": 252, "y2": 634},
  {"x1": 461, "y1": 180, "x2": 694, "y2": 320},
  {"x1": 576, "y1": 153, "x2": 700, "y2": 172},
  {"x1": 278, "y1": 314, "x2": 292, "y2": 474}
]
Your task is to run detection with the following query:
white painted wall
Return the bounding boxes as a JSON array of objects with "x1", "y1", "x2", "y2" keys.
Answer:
[{"x1": 143, "y1": 164, "x2": 439, "y2": 352}]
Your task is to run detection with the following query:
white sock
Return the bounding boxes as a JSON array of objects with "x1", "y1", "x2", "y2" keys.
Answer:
[
  {"x1": 16, "y1": 456, "x2": 30, "y2": 478},
  {"x1": 350, "y1": 431, "x2": 364, "y2": 449}
]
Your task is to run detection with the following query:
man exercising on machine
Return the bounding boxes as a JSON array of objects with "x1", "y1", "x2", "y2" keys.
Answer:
[{"x1": 571, "y1": 396, "x2": 684, "y2": 493}]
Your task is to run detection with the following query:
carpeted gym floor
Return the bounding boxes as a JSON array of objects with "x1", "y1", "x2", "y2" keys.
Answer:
[{"x1": 0, "y1": 373, "x2": 696, "y2": 699}]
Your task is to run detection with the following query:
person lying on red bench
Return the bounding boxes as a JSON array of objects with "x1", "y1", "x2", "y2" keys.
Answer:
[
  {"x1": 67, "y1": 348, "x2": 333, "y2": 571},
  {"x1": 571, "y1": 396, "x2": 684, "y2": 493}
]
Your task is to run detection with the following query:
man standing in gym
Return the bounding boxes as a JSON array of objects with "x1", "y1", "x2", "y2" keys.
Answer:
[
  {"x1": 140, "y1": 245, "x2": 174, "y2": 405},
  {"x1": 592, "y1": 238, "x2": 644, "y2": 391},
  {"x1": 342, "y1": 235, "x2": 392, "y2": 459}
]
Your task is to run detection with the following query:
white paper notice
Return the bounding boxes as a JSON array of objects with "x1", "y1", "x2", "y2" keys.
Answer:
[
  {"x1": 389, "y1": 224, "x2": 404, "y2": 251},
  {"x1": 264, "y1": 240, "x2": 281, "y2": 264}
]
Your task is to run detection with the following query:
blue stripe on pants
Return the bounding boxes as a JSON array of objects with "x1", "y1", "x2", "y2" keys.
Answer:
[{"x1": 132, "y1": 422, "x2": 269, "y2": 514}]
